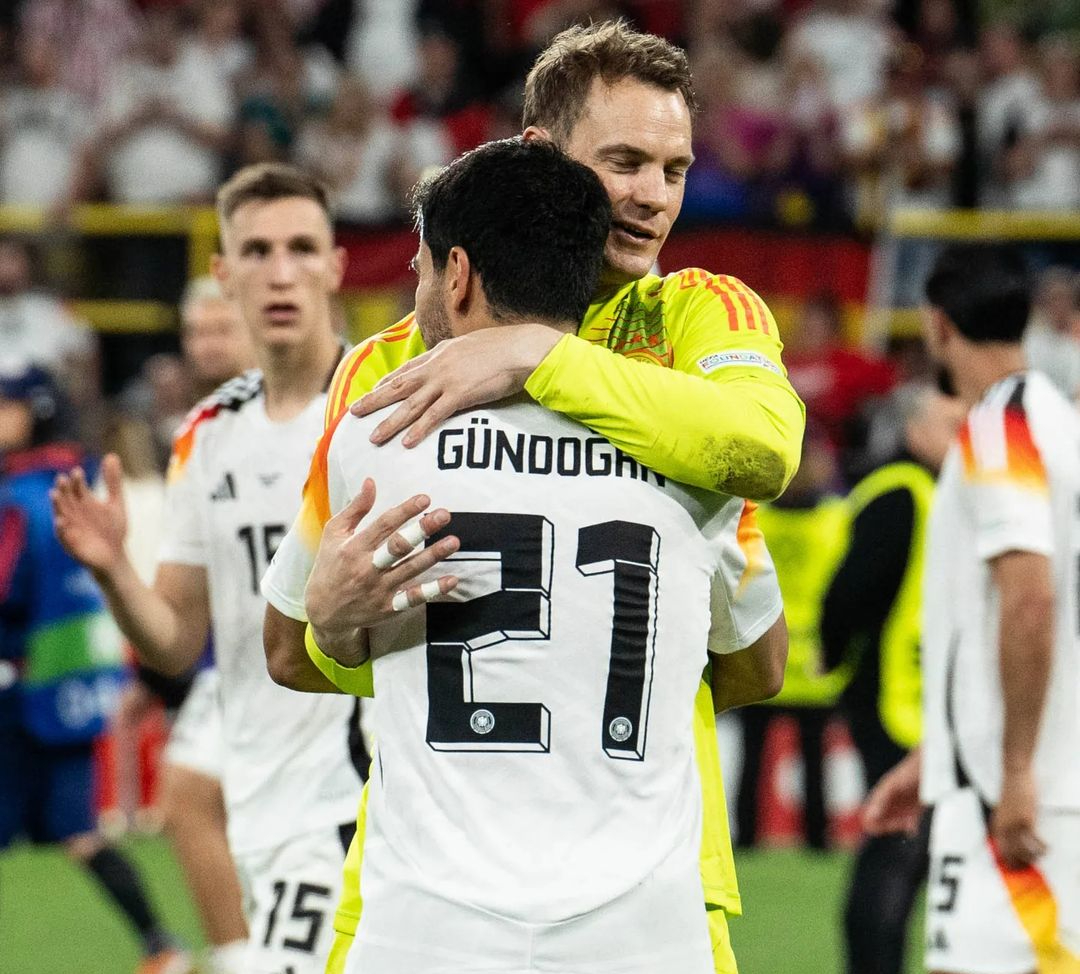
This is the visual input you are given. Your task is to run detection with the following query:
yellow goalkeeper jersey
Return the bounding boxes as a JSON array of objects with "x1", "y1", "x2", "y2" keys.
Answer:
[{"x1": 290, "y1": 268, "x2": 804, "y2": 962}]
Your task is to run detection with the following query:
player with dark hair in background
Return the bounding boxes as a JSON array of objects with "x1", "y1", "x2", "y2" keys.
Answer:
[
  {"x1": 0, "y1": 363, "x2": 188, "y2": 974},
  {"x1": 865, "y1": 245, "x2": 1080, "y2": 974}
]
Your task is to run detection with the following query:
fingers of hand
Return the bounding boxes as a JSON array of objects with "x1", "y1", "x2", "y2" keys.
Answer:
[
  {"x1": 384, "y1": 532, "x2": 459, "y2": 587},
  {"x1": 102, "y1": 453, "x2": 124, "y2": 500},
  {"x1": 354, "y1": 365, "x2": 425, "y2": 417},
  {"x1": 354, "y1": 493, "x2": 430, "y2": 549},
  {"x1": 370, "y1": 387, "x2": 442, "y2": 445},
  {"x1": 372, "y1": 518, "x2": 428, "y2": 569},
  {"x1": 391, "y1": 574, "x2": 459, "y2": 612},
  {"x1": 372, "y1": 510, "x2": 453, "y2": 570},
  {"x1": 334, "y1": 478, "x2": 376, "y2": 533},
  {"x1": 401, "y1": 398, "x2": 458, "y2": 449}
]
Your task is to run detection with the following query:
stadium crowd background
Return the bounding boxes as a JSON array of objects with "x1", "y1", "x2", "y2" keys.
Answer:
[{"x1": 0, "y1": 0, "x2": 1078, "y2": 972}]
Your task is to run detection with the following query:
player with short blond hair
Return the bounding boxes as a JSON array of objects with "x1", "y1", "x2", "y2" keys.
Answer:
[{"x1": 52, "y1": 163, "x2": 382, "y2": 974}]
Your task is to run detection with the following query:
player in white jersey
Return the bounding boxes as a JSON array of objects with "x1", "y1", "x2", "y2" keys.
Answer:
[
  {"x1": 264, "y1": 140, "x2": 784, "y2": 974},
  {"x1": 864, "y1": 246, "x2": 1080, "y2": 974},
  {"x1": 51, "y1": 164, "x2": 376, "y2": 974}
]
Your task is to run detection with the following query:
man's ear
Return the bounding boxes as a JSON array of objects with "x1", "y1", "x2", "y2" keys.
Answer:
[
  {"x1": 522, "y1": 125, "x2": 553, "y2": 144},
  {"x1": 330, "y1": 245, "x2": 348, "y2": 292},
  {"x1": 928, "y1": 307, "x2": 955, "y2": 352},
  {"x1": 445, "y1": 245, "x2": 473, "y2": 315},
  {"x1": 210, "y1": 252, "x2": 233, "y2": 298}
]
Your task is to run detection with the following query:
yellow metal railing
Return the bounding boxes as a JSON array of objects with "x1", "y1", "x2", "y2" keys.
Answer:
[
  {"x1": 0, "y1": 203, "x2": 220, "y2": 334},
  {"x1": 866, "y1": 208, "x2": 1080, "y2": 346}
]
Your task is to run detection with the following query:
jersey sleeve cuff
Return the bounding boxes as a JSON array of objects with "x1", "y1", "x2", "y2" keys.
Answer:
[
  {"x1": 976, "y1": 531, "x2": 1054, "y2": 562},
  {"x1": 734, "y1": 596, "x2": 784, "y2": 652},
  {"x1": 305, "y1": 624, "x2": 374, "y2": 698},
  {"x1": 260, "y1": 576, "x2": 308, "y2": 623}
]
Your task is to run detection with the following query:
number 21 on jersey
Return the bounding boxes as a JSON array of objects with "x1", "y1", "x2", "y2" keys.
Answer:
[{"x1": 425, "y1": 513, "x2": 660, "y2": 761}]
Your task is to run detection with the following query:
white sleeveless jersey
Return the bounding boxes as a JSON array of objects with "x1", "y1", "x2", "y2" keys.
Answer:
[
  {"x1": 160, "y1": 371, "x2": 364, "y2": 855},
  {"x1": 921, "y1": 372, "x2": 1080, "y2": 810},
  {"x1": 315, "y1": 398, "x2": 775, "y2": 922}
]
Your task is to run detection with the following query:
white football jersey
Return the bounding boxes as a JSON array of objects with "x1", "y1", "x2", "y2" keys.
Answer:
[
  {"x1": 921, "y1": 372, "x2": 1080, "y2": 809},
  {"x1": 160, "y1": 371, "x2": 364, "y2": 855},
  {"x1": 307, "y1": 397, "x2": 777, "y2": 922}
]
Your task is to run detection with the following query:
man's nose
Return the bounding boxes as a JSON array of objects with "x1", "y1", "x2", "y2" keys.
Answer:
[
  {"x1": 268, "y1": 249, "x2": 297, "y2": 286},
  {"x1": 629, "y1": 166, "x2": 668, "y2": 214}
]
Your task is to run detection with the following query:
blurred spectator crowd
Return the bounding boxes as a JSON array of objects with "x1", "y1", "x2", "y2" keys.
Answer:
[{"x1": 0, "y1": 0, "x2": 1074, "y2": 230}]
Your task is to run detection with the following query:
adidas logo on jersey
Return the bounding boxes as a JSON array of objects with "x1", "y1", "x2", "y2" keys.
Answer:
[{"x1": 210, "y1": 472, "x2": 237, "y2": 501}]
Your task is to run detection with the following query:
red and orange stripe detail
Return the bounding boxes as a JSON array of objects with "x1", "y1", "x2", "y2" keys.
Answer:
[
  {"x1": 167, "y1": 401, "x2": 225, "y2": 482},
  {"x1": 958, "y1": 407, "x2": 1048, "y2": 495},
  {"x1": 989, "y1": 839, "x2": 1080, "y2": 973},
  {"x1": 297, "y1": 408, "x2": 349, "y2": 553},
  {"x1": 324, "y1": 315, "x2": 418, "y2": 427},
  {"x1": 673, "y1": 269, "x2": 773, "y2": 335},
  {"x1": 736, "y1": 500, "x2": 767, "y2": 597}
]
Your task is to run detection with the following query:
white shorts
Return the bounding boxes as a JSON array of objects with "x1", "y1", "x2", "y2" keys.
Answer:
[
  {"x1": 164, "y1": 668, "x2": 222, "y2": 780},
  {"x1": 925, "y1": 788, "x2": 1080, "y2": 974},
  {"x1": 235, "y1": 823, "x2": 352, "y2": 974},
  {"x1": 346, "y1": 843, "x2": 713, "y2": 974}
]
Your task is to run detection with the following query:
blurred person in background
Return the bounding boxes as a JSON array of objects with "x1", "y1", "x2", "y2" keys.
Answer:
[
  {"x1": 344, "y1": 0, "x2": 419, "y2": 103},
  {"x1": 1003, "y1": 36, "x2": 1080, "y2": 212},
  {"x1": 0, "y1": 32, "x2": 89, "y2": 207},
  {"x1": 785, "y1": 291, "x2": 896, "y2": 475},
  {"x1": 185, "y1": 0, "x2": 254, "y2": 92},
  {"x1": 0, "y1": 362, "x2": 188, "y2": 974},
  {"x1": 736, "y1": 425, "x2": 849, "y2": 851},
  {"x1": 0, "y1": 236, "x2": 97, "y2": 398},
  {"x1": 680, "y1": 40, "x2": 756, "y2": 222},
  {"x1": 823, "y1": 383, "x2": 963, "y2": 974},
  {"x1": 18, "y1": 0, "x2": 139, "y2": 108},
  {"x1": 786, "y1": 0, "x2": 892, "y2": 113},
  {"x1": 1024, "y1": 266, "x2": 1080, "y2": 402},
  {"x1": 977, "y1": 20, "x2": 1040, "y2": 206},
  {"x1": 113, "y1": 278, "x2": 257, "y2": 974},
  {"x1": 53, "y1": 163, "x2": 367, "y2": 974},
  {"x1": 234, "y1": 7, "x2": 338, "y2": 166},
  {"x1": 125, "y1": 354, "x2": 194, "y2": 469},
  {"x1": 296, "y1": 75, "x2": 435, "y2": 223},
  {"x1": 866, "y1": 246, "x2": 1080, "y2": 974},
  {"x1": 842, "y1": 41, "x2": 961, "y2": 226},
  {"x1": 180, "y1": 275, "x2": 258, "y2": 400},
  {"x1": 72, "y1": 6, "x2": 233, "y2": 205},
  {"x1": 387, "y1": 21, "x2": 492, "y2": 158},
  {"x1": 106, "y1": 409, "x2": 170, "y2": 834}
]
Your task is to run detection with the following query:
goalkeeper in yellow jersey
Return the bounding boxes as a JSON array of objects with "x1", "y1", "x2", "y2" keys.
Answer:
[{"x1": 262, "y1": 20, "x2": 803, "y2": 974}]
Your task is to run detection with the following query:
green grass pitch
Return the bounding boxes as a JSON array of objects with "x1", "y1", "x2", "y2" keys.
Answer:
[{"x1": 0, "y1": 839, "x2": 923, "y2": 973}]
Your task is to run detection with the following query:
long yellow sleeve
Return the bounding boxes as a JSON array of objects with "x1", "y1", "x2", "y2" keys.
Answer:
[{"x1": 526, "y1": 332, "x2": 804, "y2": 499}]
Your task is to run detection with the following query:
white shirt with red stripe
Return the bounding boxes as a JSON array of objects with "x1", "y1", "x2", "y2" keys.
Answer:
[
  {"x1": 921, "y1": 371, "x2": 1080, "y2": 809},
  {"x1": 160, "y1": 371, "x2": 363, "y2": 855}
]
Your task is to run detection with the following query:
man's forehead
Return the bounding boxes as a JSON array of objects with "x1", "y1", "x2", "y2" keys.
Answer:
[
  {"x1": 226, "y1": 196, "x2": 332, "y2": 242},
  {"x1": 570, "y1": 76, "x2": 692, "y2": 147}
]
